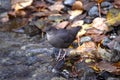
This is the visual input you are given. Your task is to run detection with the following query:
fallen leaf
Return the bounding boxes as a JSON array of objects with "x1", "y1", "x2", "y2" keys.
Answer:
[
  {"x1": 11, "y1": 0, "x2": 33, "y2": 11},
  {"x1": 48, "y1": 1, "x2": 64, "y2": 11},
  {"x1": 68, "y1": 10, "x2": 83, "y2": 20},
  {"x1": 106, "y1": 8, "x2": 120, "y2": 26},
  {"x1": 71, "y1": 20, "x2": 84, "y2": 27},
  {"x1": 77, "y1": 24, "x2": 91, "y2": 37},
  {"x1": 77, "y1": 41, "x2": 97, "y2": 53},
  {"x1": 95, "y1": 61, "x2": 120, "y2": 75},
  {"x1": 56, "y1": 21, "x2": 69, "y2": 29},
  {"x1": 92, "y1": 17, "x2": 109, "y2": 31},
  {"x1": 96, "y1": 0, "x2": 104, "y2": 3},
  {"x1": 86, "y1": 28, "x2": 103, "y2": 35},
  {"x1": 48, "y1": 14, "x2": 67, "y2": 23},
  {"x1": 114, "y1": 0, "x2": 120, "y2": 8}
]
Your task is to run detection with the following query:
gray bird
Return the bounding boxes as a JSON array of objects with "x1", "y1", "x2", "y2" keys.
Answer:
[{"x1": 45, "y1": 26, "x2": 81, "y2": 60}]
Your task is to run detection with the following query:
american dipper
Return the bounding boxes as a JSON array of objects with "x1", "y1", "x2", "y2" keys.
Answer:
[{"x1": 45, "y1": 26, "x2": 81, "y2": 60}]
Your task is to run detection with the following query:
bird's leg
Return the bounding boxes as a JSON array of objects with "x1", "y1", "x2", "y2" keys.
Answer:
[
  {"x1": 77, "y1": 36, "x2": 80, "y2": 47},
  {"x1": 56, "y1": 49, "x2": 62, "y2": 61},
  {"x1": 59, "y1": 49, "x2": 67, "y2": 61}
]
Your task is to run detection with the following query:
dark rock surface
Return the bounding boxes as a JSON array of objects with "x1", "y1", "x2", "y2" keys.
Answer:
[{"x1": 0, "y1": 31, "x2": 66, "y2": 80}]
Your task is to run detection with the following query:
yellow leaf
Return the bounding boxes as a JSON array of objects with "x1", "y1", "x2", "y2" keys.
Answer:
[
  {"x1": 68, "y1": 10, "x2": 83, "y2": 20},
  {"x1": 11, "y1": 0, "x2": 33, "y2": 11},
  {"x1": 106, "y1": 8, "x2": 120, "y2": 26}
]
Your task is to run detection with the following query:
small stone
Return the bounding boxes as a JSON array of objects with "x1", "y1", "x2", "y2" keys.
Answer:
[
  {"x1": 101, "y1": 1, "x2": 113, "y2": 10},
  {"x1": 64, "y1": 0, "x2": 76, "y2": 7},
  {"x1": 80, "y1": 36, "x2": 92, "y2": 44},
  {"x1": 88, "y1": 6, "x2": 99, "y2": 17}
]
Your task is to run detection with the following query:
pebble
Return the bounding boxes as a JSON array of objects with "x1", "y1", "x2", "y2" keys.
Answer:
[
  {"x1": 64, "y1": 0, "x2": 76, "y2": 6},
  {"x1": 88, "y1": 6, "x2": 99, "y2": 17},
  {"x1": 80, "y1": 36, "x2": 92, "y2": 44},
  {"x1": 46, "y1": 0, "x2": 55, "y2": 4},
  {"x1": 84, "y1": 18, "x2": 93, "y2": 24},
  {"x1": 0, "y1": 0, "x2": 11, "y2": 10},
  {"x1": 102, "y1": 37, "x2": 111, "y2": 48},
  {"x1": 101, "y1": 1, "x2": 113, "y2": 10}
]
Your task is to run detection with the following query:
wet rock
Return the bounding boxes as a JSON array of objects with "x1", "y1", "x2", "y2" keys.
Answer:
[
  {"x1": 0, "y1": 12, "x2": 9, "y2": 23},
  {"x1": 84, "y1": 17, "x2": 93, "y2": 24},
  {"x1": 59, "y1": 69, "x2": 71, "y2": 79},
  {"x1": 97, "y1": 71, "x2": 114, "y2": 80},
  {"x1": 51, "y1": 76, "x2": 66, "y2": 80},
  {"x1": 0, "y1": 0, "x2": 11, "y2": 11},
  {"x1": 97, "y1": 71, "x2": 120, "y2": 80},
  {"x1": 0, "y1": 65, "x2": 31, "y2": 79},
  {"x1": 80, "y1": 36, "x2": 92, "y2": 45},
  {"x1": 46, "y1": 0, "x2": 55, "y2": 4},
  {"x1": 75, "y1": 62, "x2": 97, "y2": 80},
  {"x1": 107, "y1": 77, "x2": 120, "y2": 80},
  {"x1": 110, "y1": 49, "x2": 120, "y2": 62},
  {"x1": 102, "y1": 37, "x2": 111, "y2": 48},
  {"x1": 52, "y1": 59, "x2": 65, "y2": 73},
  {"x1": 101, "y1": 1, "x2": 113, "y2": 10},
  {"x1": 25, "y1": 56, "x2": 38, "y2": 65},
  {"x1": 63, "y1": 0, "x2": 76, "y2": 7},
  {"x1": 88, "y1": 5, "x2": 99, "y2": 17}
]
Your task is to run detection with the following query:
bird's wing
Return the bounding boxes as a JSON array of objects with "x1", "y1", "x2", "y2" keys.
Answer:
[{"x1": 56, "y1": 30, "x2": 74, "y2": 43}]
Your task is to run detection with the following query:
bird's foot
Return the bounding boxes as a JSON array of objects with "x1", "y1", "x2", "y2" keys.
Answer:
[{"x1": 56, "y1": 49, "x2": 66, "y2": 61}]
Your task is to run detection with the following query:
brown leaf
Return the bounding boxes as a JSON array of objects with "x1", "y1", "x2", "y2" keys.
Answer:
[
  {"x1": 11, "y1": 0, "x2": 33, "y2": 11},
  {"x1": 114, "y1": 0, "x2": 120, "y2": 8},
  {"x1": 86, "y1": 28, "x2": 103, "y2": 35},
  {"x1": 77, "y1": 24, "x2": 91, "y2": 37},
  {"x1": 96, "y1": 61, "x2": 120, "y2": 75},
  {"x1": 92, "y1": 17, "x2": 109, "y2": 31},
  {"x1": 77, "y1": 41, "x2": 97, "y2": 53},
  {"x1": 96, "y1": 0, "x2": 104, "y2": 3},
  {"x1": 55, "y1": 21, "x2": 69, "y2": 29},
  {"x1": 68, "y1": 10, "x2": 83, "y2": 20},
  {"x1": 48, "y1": 1, "x2": 64, "y2": 11},
  {"x1": 71, "y1": 20, "x2": 84, "y2": 27}
]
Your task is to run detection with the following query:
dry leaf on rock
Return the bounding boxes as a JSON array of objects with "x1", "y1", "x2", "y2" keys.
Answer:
[
  {"x1": 48, "y1": 1, "x2": 64, "y2": 11},
  {"x1": 77, "y1": 41, "x2": 97, "y2": 53},
  {"x1": 92, "y1": 17, "x2": 109, "y2": 31},
  {"x1": 106, "y1": 8, "x2": 120, "y2": 26},
  {"x1": 71, "y1": 20, "x2": 84, "y2": 27},
  {"x1": 68, "y1": 10, "x2": 83, "y2": 20},
  {"x1": 72, "y1": 1, "x2": 83, "y2": 10},
  {"x1": 95, "y1": 61, "x2": 120, "y2": 75},
  {"x1": 114, "y1": 0, "x2": 120, "y2": 8},
  {"x1": 48, "y1": 14, "x2": 67, "y2": 23},
  {"x1": 56, "y1": 21, "x2": 69, "y2": 29},
  {"x1": 11, "y1": 0, "x2": 33, "y2": 11},
  {"x1": 86, "y1": 28, "x2": 103, "y2": 35},
  {"x1": 77, "y1": 24, "x2": 91, "y2": 37}
]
